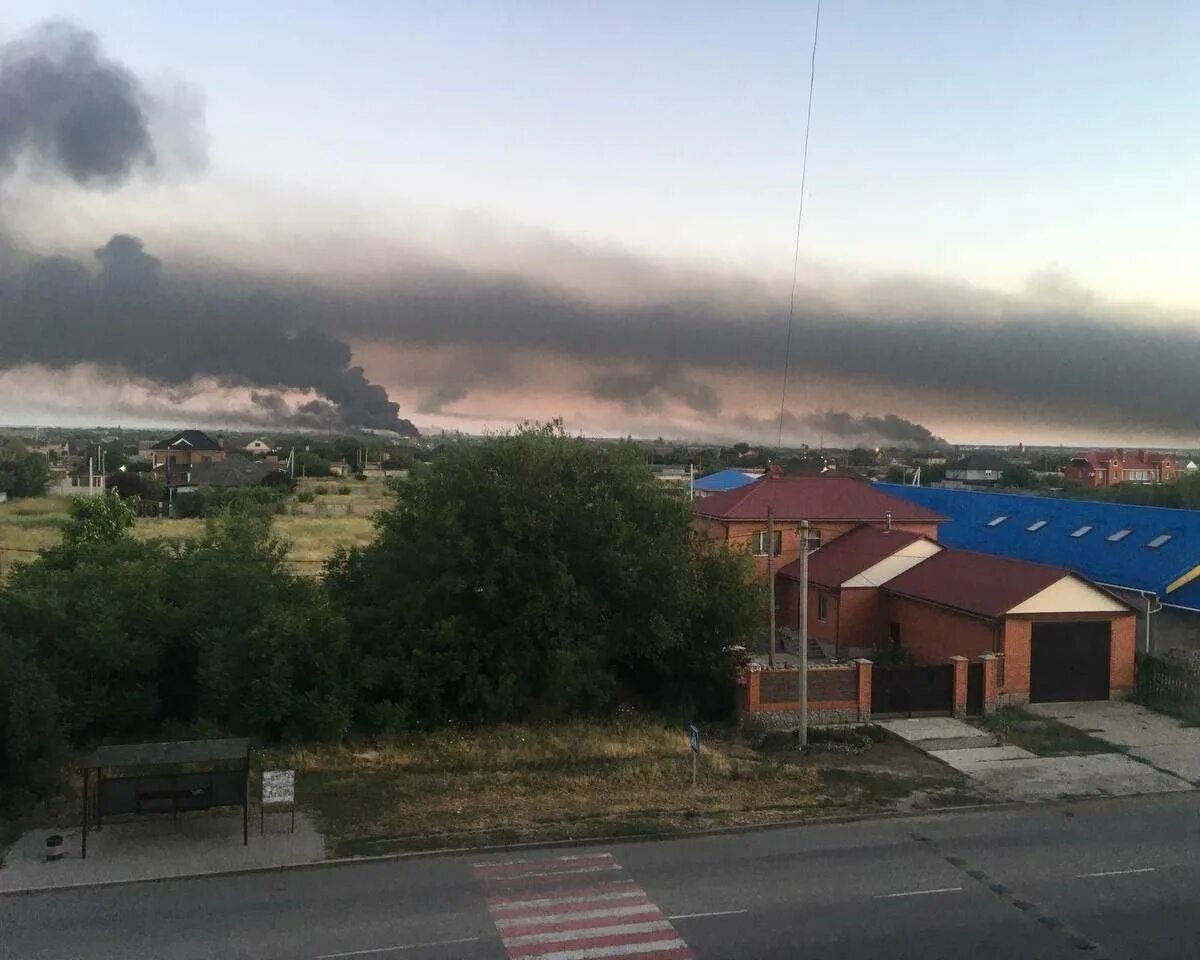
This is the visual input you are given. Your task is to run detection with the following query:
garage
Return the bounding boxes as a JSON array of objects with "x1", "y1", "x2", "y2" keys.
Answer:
[{"x1": 1030, "y1": 620, "x2": 1111, "y2": 702}]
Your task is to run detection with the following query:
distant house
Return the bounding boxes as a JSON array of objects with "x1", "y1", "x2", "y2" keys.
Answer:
[
  {"x1": 944, "y1": 453, "x2": 1010, "y2": 487},
  {"x1": 174, "y1": 453, "x2": 276, "y2": 492},
  {"x1": 243, "y1": 439, "x2": 273, "y2": 456},
  {"x1": 1064, "y1": 449, "x2": 1178, "y2": 488},
  {"x1": 149, "y1": 430, "x2": 226, "y2": 487}
]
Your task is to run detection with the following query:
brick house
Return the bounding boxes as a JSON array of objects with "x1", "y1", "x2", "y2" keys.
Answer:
[
  {"x1": 149, "y1": 430, "x2": 226, "y2": 487},
  {"x1": 1065, "y1": 449, "x2": 1179, "y2": 487},
  {"x1": 691, "y1": 470, "x2": 946, "y2": 580},
  {"x1": 777, "y1": 524, "x2": 1136, "y2": 703}
]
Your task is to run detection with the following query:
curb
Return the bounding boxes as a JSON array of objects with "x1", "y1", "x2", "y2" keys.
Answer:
[{"x1": 0, "y1": 797, "x2": 1015, "y2": 898}]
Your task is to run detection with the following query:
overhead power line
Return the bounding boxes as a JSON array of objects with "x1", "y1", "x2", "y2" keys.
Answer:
[{"x1": 777, "y1": 0, "x2": 823, "y2": 448}]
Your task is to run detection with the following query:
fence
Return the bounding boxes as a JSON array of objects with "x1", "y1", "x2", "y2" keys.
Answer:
[
  {"x1": 1137, "y1": 653, "x2": 1200, "y2": 716},
  {"x1": 739, "y1": 661, "x2": 872, "y2": 727}
]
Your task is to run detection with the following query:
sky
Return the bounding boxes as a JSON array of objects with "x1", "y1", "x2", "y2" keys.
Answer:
[{"x1": 1, "y1": 2, "x2": 1198, "y2": 446}]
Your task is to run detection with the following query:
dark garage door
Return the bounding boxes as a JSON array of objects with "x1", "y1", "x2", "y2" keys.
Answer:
[{"x1": 1030, "y1": 621, "x2": 1111, "y2": 702}]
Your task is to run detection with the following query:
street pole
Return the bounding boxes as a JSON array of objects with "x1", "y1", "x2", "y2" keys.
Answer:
[
  {"x1": 798, "y1": 519, "x2": 810, "y2": 750},
  {"x1": 767, "y1": 506, "x2": 776, "y2": 668}
]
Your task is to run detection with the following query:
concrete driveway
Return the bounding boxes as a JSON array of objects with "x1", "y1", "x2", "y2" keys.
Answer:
[
  {"x1": 1028, "y1": 700, "x2": 1200, "y2": 784},
  {"x1": 879, "y1": 713, "x2": 1194, "y2": 801}
]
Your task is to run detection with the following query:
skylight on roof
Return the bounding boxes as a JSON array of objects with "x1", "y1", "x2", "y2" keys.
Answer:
[
  {"x1": 1027, "y1": 520, "x2": 1047, "y2": 532},
  {"x1": 1147, "y1": 533, "x2": 1173, "y2": 549},
  {"x1": 987, "y1": 515, "x2": 1008, "y2": 527},
  {"x1": 1107, "y1": 529, "x2": 1132, "y2": 542},
  {"x1": 1071, "y1": 525, "x2": 1093, "y2": 538}
]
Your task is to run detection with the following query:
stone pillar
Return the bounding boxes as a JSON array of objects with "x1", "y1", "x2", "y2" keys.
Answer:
[
  {"x1": 978, "y1": 653, "x2": 999, "y2": 715},
  {"x1": 854, "y1": 658, "x2": 873, "y2": 721},
  {"x1": 949, "y1": 655, "x2": 969, "y2": 718}
]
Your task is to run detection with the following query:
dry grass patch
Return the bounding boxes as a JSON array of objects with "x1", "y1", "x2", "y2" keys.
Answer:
[{"x1": 263, "y1": 719, "x2": 979, "y2": 857}]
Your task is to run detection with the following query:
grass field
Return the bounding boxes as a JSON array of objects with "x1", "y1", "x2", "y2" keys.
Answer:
[
  {"x1": 261, "y1": 719, "x2": 981, "y2": 857},
  {"x1": 0, "y1": 487, "x2": 386, "y2": 577}
]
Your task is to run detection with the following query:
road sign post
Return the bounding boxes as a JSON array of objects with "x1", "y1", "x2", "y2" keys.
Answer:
[{"x1": 688, "y1": 724, "x2": 701, "y2": 789}]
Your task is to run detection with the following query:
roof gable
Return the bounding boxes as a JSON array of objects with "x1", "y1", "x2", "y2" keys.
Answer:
[
  {"x1": 152, "y1": 430, "x2": 222, "y2": 452},
  {"x1": 693, "y1": 476, "x2": 946, "y2": 524}
]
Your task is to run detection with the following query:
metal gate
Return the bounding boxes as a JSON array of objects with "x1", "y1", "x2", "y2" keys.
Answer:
[
  {"x1": 871, "y1": 664, "x2": 955, "y2": 717},
  {"x1": 1030, "y1": 621, "x2": 1110, "y2": 702},
  {"x1": 966, "y1": 662, "x2": 984, "y2": 716}
]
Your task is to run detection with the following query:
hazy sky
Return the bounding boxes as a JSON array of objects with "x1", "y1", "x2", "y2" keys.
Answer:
[{"x1": 2, "y1": 2, "x2": 1198, "y2": 445}]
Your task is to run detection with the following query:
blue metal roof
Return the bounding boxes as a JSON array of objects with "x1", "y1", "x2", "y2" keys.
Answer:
[
  {"x1": 876, "y1": 483, "x2": 1200, "y2": 601},
  {"x1": 693, "y1": 468, "x2": 759, "y2": 493}
]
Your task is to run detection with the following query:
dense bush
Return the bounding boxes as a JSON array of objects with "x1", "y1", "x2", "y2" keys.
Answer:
[
  {"x1": 172, "y1": 484, "x2": 289, "y2": 518},
  {"x1": 327, "y1": 423, "x2": 758, "y2": 729}
]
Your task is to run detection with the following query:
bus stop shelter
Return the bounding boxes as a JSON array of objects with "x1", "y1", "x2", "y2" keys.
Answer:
[{"x1": 80, "y1": 738, "x2": 251, "y2": 859}]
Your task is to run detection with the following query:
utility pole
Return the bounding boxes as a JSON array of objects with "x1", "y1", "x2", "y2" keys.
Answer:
[
  {"x1": 766, "y1": 506, "x2": 776, "y2": 668},
  {"x1": 798, "y1": 519, "x2": 810, "y2": 750}
]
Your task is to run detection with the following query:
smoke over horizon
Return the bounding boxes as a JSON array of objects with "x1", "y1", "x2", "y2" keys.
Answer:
[
  {"x1": 0, "y1": 21, "x2": 417, "y2": 435},
  {"x1": 3, "y1": 20, "x2": 1200, "y2": 445}
]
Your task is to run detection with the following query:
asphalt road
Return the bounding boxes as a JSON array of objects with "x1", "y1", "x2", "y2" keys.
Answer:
[{"x1": 5, "y1": 792, "x2": 1200, "y2": 960}]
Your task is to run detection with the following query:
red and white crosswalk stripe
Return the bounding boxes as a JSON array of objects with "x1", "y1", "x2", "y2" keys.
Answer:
[{"x1": 476, "y1": 853, "x2": 694, "y2": 960}]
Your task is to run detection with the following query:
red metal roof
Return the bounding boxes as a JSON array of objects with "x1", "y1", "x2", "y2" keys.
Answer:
[
  {"x1": 779, "y1": 524, "x2": 925, "y2": 588},
  {"x1": 692, "y1": 476, "x2": 947, "y2": 524},
  {"x1": 883, "y1": 548, "x2": 1068, "y2": 618}
]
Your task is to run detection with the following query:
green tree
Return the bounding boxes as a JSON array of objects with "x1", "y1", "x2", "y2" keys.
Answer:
[
  {"x1": 0, "y1": 446, "x2": 50, "y2": 499},
  {"x1": 62, "y1": 492, "x2": 136, "y2": 546},
  {"x1": 327, "y1": 423, "x2": 758, "y2": 729}
]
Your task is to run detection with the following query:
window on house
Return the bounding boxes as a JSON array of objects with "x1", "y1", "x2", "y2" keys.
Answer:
[
  {"x1": 752, "y1": 530, "x2": 783, "y2": 556},
  {"x1": 1147, "y1": 534, "x2": 1173, "y2": 549},
  {"x1": 817, "y1": 593, "x2": 829, "y2": 622},
  {"x1": 1071, "y1": 525, "x2": 1093, "y2": 537},
  {"x1": 808, "y1": 527, "x2": 823, "y2": 547},
  {"x1": 987, "y1": 515, "x2": 1008, "y2": 527},
  {"x1": 1107, "y1": 528, "x2": 1132, "y2": 542},
  {"x1": 1026, "y1": 520, "x2": 1047, "y2": 532}
]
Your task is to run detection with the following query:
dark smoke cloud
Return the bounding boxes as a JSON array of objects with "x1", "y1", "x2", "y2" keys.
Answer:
[
  {"x1": 0, "y1": 21, "x2": 190, "y2": 184},
  {"x1": 0, "y1": 236, "x2": 417, "y2": 433},
  {"x1": 0, "y1": 21, "x2": 414, "y2": 434},
  {"x1": 590, "y1": 365, "x2": 720, "y2": 416},
  {"x1": 282, "y1": 261, "x2": 1200, "y2": 439},
  {"x1": 802, "y1": 411, "x2": 947, "y2": 447}
]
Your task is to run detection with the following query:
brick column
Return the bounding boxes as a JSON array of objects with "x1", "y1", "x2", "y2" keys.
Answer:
[
  {"x1": 745, "y1": 670, "x2": 762, "y2": 712},
  {"x1": 949, "y1": 656, "x2": 968, "y2": 718},
  {"x1": 854, "y1": 658, "x2": 873, "y2": 721},
  {"x1": 978, "y1": 654, "x2": 998, "y2": 714}
]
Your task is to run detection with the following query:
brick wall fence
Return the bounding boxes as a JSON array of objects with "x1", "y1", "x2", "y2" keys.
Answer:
[
  {"x1": 739, "y1": 661, "x2": 873, "y2": 727},
  {"x1": 740, "y1": 654, "x2": 1001, "y2": 726}
]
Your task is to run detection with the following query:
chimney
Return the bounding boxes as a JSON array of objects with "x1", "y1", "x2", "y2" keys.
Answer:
[
  {"x1": 767, "y1": 464, "x2": 784, "y2": 479},
  {"x1": 885, "y1": 511, "x2": 893, "y2": 532}
]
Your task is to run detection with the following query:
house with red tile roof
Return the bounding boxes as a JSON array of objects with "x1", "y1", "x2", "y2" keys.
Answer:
[
  {"x1": 1065, "y1": 449, "x2": 1179, "y2": 488},
  {"x1": 774, "y1": 523, "x2": 1137, "y2": 704},
  {"x1": 692, "y1": 468, "x2": 946, "y2": 580}
]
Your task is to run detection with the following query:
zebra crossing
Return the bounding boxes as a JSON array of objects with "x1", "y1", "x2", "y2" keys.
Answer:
[{"x1": 475, "y1": 853, "x2": 694, "y2": 960}]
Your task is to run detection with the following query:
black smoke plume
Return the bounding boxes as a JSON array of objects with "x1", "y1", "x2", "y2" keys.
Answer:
[
  {"x1": 0, "y1": 236, "x2": 417, "y2": 433},
  {"x1": 0, "y1": 21, "x2": 416, "y2": 434}
]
